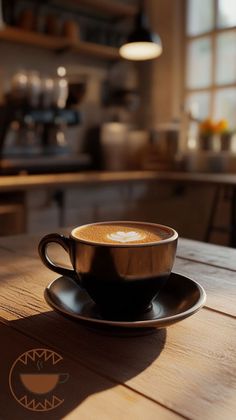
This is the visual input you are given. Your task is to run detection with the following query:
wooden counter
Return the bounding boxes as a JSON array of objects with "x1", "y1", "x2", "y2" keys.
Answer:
[
  {"x1": 1, "y1": 170, "x2": 236, "y2": 192},
  {"x1": 1, "y1": 170, "x2": 236, "y2": 245},
  {"x1": 2, "y1": 171, "x2": 157, "y2": 192}
]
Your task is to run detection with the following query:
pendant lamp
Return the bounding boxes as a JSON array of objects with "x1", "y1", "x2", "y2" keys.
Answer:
[{"x1": 119, "y1": 5, "x2": 162, "y2": 61}]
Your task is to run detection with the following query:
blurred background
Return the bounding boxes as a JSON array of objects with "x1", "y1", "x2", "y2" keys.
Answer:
[{"x1": 0, "y1": 0, "x2": 236, "y2": 246}]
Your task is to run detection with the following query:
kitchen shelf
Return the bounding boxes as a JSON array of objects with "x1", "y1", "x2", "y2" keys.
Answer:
[
  {"x1": 0, "y1": 26, "x2": 69, "y2": 50},
  {"x1": 57, "y1": 0, "x2": 137, "y2": 18},
  {"x1": 0, "y1": 26, "x2": 120, "y2": 60}
]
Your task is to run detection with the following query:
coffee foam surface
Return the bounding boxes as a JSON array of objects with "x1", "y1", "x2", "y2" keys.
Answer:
[{"x1": 74, "y1": 223, "x2": 172, "y2": 245}]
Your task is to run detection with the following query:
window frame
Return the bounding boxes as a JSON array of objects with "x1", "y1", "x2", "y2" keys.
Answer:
[{"x1": 185, "y1": 0, "x2": 236, "y2": 120}]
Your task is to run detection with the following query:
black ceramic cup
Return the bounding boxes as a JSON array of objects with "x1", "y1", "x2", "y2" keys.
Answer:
[{"x1": 38, "y1": 221, "x2": 178, "y2": 318}]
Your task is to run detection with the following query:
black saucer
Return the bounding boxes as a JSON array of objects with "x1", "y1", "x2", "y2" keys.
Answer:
[{"x1": 44, "y1": 272, "x2": 206, "y2": 333}]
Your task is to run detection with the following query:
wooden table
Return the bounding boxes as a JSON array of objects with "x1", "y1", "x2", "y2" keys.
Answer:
[{"x1": 0, "y1": 231, "x2": 236, "y2": 419}]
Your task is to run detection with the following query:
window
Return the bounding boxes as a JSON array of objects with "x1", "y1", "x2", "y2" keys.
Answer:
[{"x1": 185, "y1": 0, "x2": 236, "y2": 129}]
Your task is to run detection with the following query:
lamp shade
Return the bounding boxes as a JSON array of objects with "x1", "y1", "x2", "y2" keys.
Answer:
[{"x1": 119, "y1": 13, "x2": 162, "y2": 61}]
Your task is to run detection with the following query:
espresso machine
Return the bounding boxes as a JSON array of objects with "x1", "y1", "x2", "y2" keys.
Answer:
[{"x1": 0, "y1": 70, "x2": 90, "y2": 174}]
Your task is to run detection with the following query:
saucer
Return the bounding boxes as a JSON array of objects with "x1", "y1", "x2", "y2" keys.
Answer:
[{"x1": 44, "y1": 272, "x2": 206, "y2": 333}]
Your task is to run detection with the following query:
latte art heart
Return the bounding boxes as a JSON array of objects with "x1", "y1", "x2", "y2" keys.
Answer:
[
  {"x1": 73, "y1": 222, "x2": 170, "y2": 244},
  {"x1": 107, "y1": 231, "x2": 146, "y2": 243}
]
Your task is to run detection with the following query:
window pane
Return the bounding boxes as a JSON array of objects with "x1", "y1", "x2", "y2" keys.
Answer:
[
  {"x1": 214, "y1": 88, "x2": 236, "y2": 129},
  {"x1": 217, "y1": 0, "x2": 236, "y2": 28},
  {"x1": 216, "y1": 31, "x2": 236, "y2": 84},
  {"x1": 187, "y1": 0, "x2": 214, "y2": 35},
  {"x1": 186, "y1": 38, "x2": 212, "y2": 89},
  {"x1": 186, "y1": 92, "x2": 211, "y2": 119}
]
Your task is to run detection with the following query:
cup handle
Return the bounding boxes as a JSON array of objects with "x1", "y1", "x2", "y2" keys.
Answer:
[
  {"x1": 38, "y1": 233, "x2": 77, "y2": 281},
  {"x1": 59, "y1": 373, "x2": 70, "y2": 384}
]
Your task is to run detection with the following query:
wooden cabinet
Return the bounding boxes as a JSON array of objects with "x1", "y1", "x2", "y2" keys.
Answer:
[
  {"x1": 26, "y1": 190, "x2": 60, "y2": 233},
  {"x1": 0, "y1": 192, "x2": 26, "y2": 235},
  {"x1": 63, "y1": 183, "x2": 133, "y2": 226},
  {"x1": 21, "y1": 182, "x2": 158, "y2": 234}
]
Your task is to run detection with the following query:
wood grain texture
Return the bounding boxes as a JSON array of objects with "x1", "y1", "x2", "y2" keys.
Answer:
[
  {"x1": 0, "y1": 235, "x2": 236, "y2": 419},
  {"x1": 173, "y1": 258, "x2": 236, "y2": 317},
  {"x1": 0, "y1": 323, "x2": 176, "y2": 420},
  {"x1": 178, "y1": 238, "x2": 236, "y2": 271},
  {"x1": 0, "y1": 283, "x2": 235, "y2": 420}
]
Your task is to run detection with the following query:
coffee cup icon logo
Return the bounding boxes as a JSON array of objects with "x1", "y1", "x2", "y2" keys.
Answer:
[
  {"x1": 20, "y1": 372, "x2": 69, "y2": 395},
  {"x1": 9, "y1": 349, "x2": 69, "y2": 412}
]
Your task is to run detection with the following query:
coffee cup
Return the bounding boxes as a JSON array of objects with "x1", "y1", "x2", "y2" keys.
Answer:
[{"x1": 38, "y1": 221, "x2": 178, "y2": 318}]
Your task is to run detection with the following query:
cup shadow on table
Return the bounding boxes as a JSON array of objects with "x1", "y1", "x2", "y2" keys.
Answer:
[{"x1": 5, "y1": 311, "x2": 166, "y2": 420}]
